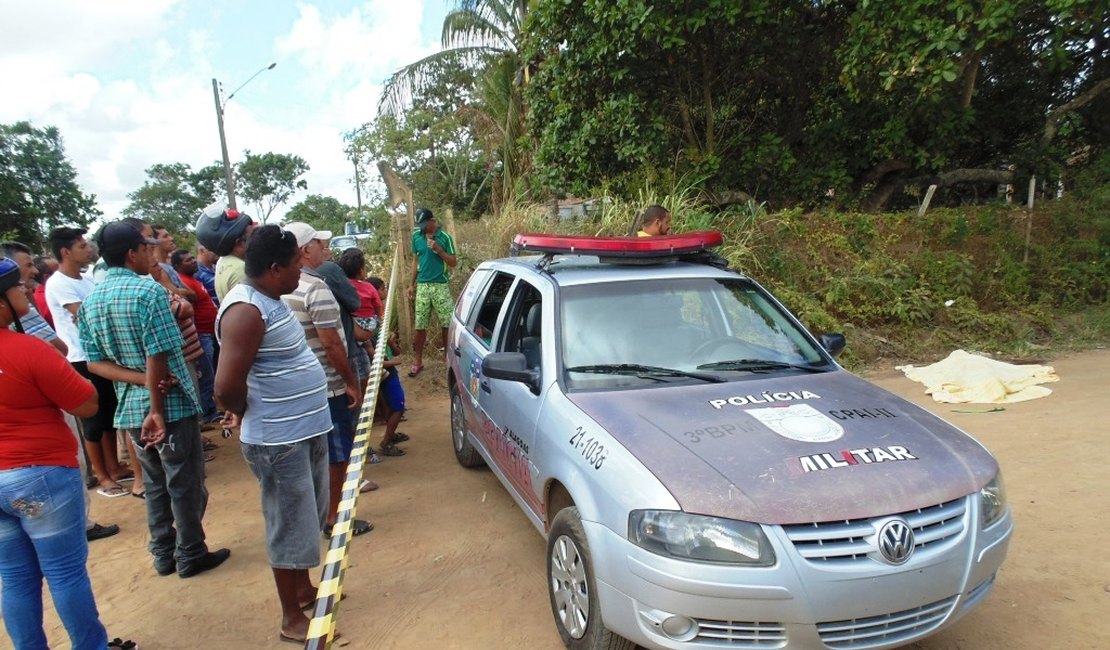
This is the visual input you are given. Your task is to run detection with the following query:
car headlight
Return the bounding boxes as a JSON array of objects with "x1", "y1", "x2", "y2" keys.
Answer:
[
  {"x1": 980, "y1": 473, "x2": 1007, "y2": 528},
  {"x1": 628, "y1": 510, "x2": 775, "y2": 566}
]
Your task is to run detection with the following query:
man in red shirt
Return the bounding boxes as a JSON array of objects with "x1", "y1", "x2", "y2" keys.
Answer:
[{"x1": 172, "y1": 248, "x2": 219, "y2": 423}]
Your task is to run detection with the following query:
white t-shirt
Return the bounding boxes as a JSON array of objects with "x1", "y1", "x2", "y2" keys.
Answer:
[{"x1": 45, "y1": 271, "x2": 96, "y2": 362}]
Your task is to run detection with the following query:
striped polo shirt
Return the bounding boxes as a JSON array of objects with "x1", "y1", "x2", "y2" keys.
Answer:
[
  {"x1": 216, "y1": 283, "x2": 331, "y2": 446},
  {"x1": 280, "y1": 267, "x2": 349, "y2": 397}
]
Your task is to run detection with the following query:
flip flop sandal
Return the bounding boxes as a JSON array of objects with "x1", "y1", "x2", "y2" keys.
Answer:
[
  {"x1": 359, "y1": 480, "x2": 379, "y2": 493},
  {"x1": 97, "y1": 485, "x2": 129, "y2": 498},
  {"x1": 379, "y1": 444, "x2": 406, "y2": 457},
  {"x1": 323, "y1": 519, "x2": 374, "y2": 538},
  {"x1": 392, "y1": 432, "x2": 411, "y2": 443},
  {"x1": 108, "y1": 638, "x2": 139, "y2": 650},
  {"x1": 407, "y1": 364, "x2": 424, "y2": 377},
  {"x1": 115, "y1": 475, "x2": 135, "y2": 483},
  {"x1": 204, "y1": 454, "x2": 216, "y2": 463}
]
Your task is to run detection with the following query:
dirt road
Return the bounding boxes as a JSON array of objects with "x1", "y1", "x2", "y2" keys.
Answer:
[{"x1": 12, "y1": 349, "x2": 1110, "y2": 649}]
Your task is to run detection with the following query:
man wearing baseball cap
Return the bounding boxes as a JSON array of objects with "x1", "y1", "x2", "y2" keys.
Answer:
[
  {"x1": 408, "y1": 208, "x2": 456, "y2": 377},
  {"x1": 79, "y1": 221, "x2": 231, "y2": 578},
  {"x1": 281, "y1": 222, "x2": 372, "y2": 537}
]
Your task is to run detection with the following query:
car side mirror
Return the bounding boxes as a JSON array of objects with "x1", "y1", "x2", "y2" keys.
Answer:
[
  {"x1": 483, "y1": 352, "x2": 541, "y2": 395},
  {"x1": 819, "y1": 333, "x2": 847, "y2": 358}
]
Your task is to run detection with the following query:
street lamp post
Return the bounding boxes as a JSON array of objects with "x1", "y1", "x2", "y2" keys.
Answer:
[{"x1": 211, "y1": 62, "x2": 276, "y2": 210}]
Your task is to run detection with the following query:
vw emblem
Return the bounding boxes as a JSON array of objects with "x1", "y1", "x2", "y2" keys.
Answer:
[{"x1": 877, "y1": 520, "x2": 915, "y2": 565}]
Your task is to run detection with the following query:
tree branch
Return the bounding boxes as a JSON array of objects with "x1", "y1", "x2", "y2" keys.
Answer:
[{"x1": 1042, "y1": 77, "x2": 1110, "y2": 147}]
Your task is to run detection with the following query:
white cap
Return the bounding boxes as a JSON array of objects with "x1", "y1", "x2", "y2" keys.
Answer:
[{"x1": 284, "y1": 222, "x2": 333, "y2": 248}]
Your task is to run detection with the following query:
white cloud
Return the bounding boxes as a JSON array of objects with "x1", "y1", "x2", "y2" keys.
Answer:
[{"x1": 1, "y1": 0, "x2": 444, "y2": 227}]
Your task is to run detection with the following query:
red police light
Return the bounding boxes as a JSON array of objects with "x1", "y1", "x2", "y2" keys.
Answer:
[{"x1": 512, "y1": 231, "x2": 723, "y2": 258}]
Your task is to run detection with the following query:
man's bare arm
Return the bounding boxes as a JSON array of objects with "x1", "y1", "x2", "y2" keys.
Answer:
[{"x1": 214, "y1": 304, "x2": 264, "y2": 416}]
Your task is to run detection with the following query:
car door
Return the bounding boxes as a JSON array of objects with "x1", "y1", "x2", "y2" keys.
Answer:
[
  {"x1": 453, "y1": 270, "x2": 515, "y2": 458},
  {"x1": 478, "y1": 277, "x2": 546, "y2": 516}
]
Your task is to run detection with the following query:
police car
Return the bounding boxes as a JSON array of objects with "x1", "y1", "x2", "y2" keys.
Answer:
[{"x1": 446, "y1": 232, "x2": 1012, "y2": 650}]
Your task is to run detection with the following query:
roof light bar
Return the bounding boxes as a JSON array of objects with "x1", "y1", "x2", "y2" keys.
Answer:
[{"x1": 512, "y1": 231, "x2": 723, "y2": 258}]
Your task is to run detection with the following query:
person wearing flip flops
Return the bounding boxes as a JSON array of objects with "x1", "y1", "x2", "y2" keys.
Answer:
[
  {"x1": 44, "y1": 227, "x2": 135, "y2": 499},
  {"x1": 408, "y1": 208, "x2": 457, "y2": 378},
  {"x1": 281, "y1": 222, "x2": 373, "y2": 540},
  {"x1": 0, "y1": 258, "x2": 139, "y2": 649},
  {"x1": 215, "y1": 225, "x2": 336, "y2": 644}
]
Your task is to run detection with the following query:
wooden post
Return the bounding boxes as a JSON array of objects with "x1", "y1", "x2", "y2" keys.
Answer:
[
  {"x1": 392, "y1": 211, "x2": 413, "y2": 350},
  {"x1": 918, "y1": 184, "x2": 938, "y2": 217},
  {"x1": 378, "y1": 161, "x2": 415, "y2": 350},
  {"x1": 1023, "y1": 175, "x2": 1035, "y2": 265}
]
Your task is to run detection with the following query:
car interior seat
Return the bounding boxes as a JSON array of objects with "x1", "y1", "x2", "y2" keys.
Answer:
[{"x1": 520, "y1": 302, "x2": 542, "y2": 369}]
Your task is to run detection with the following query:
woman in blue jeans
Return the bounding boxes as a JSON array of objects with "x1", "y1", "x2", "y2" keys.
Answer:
[{"x1": 0, "y1": 257, "x2": 136, "y2": 649}]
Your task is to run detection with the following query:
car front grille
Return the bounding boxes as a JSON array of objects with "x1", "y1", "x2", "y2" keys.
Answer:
[
  {"x1": 781, "y1": 497, "x2": 968, "y2": 565},
  {"x1": 690, "y1": 619, "x2": 787, "y2": 647},
  {"x1": 816, "y1": 595, "x2": 958, "y2": 649}
]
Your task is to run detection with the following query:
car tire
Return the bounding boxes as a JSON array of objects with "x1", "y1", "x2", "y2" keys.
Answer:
[
  {"x1": 547, "y1": 507, "x2": 634, "y2": 650},
  {"x1": 451, "y1": 383, "x2": 484, "y2": 468}
]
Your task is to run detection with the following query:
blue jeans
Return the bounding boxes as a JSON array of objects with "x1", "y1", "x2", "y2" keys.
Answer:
[
  {"x1": 0, "y1": 466, "x2": 108, "y2": 649},
  {"x1": 197, "y1": 333, "x2": 218, "y2": 421}
]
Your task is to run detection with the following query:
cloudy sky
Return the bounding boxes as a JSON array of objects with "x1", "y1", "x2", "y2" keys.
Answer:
[{"x1": 0, "y1": 0, "x2": 447, "y2": 223}]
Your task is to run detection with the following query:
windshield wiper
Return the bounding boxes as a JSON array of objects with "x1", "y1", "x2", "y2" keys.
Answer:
[
  {"x1": 566, "y1": 363, "x2": 726, "y2": 383},
  {"x1": 696, "y1": 359, "x2": 828, "y2": 373}
]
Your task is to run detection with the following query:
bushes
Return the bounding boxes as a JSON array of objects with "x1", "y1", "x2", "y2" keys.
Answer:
[{"x1": 376, "y1": 178, "x2": 1109, "y2": 366}]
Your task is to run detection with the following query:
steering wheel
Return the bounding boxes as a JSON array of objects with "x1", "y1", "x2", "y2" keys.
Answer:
[{"x1": 691, "y1": 337, "x2": 757, "y2": 361}]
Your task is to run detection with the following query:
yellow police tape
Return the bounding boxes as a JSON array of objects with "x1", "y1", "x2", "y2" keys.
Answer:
[{"x1": 304, "y1": 250, "x2": 399, "y2": 649}]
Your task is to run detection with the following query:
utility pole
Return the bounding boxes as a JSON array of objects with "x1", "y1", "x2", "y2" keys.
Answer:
[
  {"x1": 211, "y1": 63, "x2": 275, "y2": 211},
  {"x1": 212, "y1": 78, "x2": 237, "y2": 210}
]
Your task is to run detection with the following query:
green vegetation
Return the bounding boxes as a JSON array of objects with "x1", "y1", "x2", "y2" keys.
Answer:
[
  {"x1": 421, "y1": 167, "x2": 1110, "y2": 368},
  {"x1": 0, "y1": 122, "x2": 99, "y2": 250}
]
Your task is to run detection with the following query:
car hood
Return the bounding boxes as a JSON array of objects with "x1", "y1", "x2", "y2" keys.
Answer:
[{"x1": 566, "y1": 371, "x2": 999, "y2": 524}]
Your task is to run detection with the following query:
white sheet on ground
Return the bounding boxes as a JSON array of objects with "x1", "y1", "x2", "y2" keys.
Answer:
[{"x1": 896, "y1": 349, "x2": 1058, "y2": 404}]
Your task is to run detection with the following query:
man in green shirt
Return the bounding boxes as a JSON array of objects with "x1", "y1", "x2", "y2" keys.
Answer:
[{"x1": 408, "y1": 208, "x2": 456, "y2": 377}]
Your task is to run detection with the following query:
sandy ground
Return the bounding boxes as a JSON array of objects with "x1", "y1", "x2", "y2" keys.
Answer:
[{"x1": 8, "y1": 348, "x2": 1110, "y2": 650}]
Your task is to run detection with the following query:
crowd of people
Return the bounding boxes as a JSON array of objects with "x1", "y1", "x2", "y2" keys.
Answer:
[{"x1": 0, "y1": 202, "x2": 453, "y2": 647}]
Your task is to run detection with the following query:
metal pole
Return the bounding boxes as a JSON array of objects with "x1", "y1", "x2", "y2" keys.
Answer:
[{"x1": 212, "y1": 78, "x2": 237, "y2": 210}]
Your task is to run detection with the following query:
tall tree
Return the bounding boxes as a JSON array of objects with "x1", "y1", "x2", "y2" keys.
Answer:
[
  {"x1": 124, "y1": 162, "x2": 224, "y2": 233},
  {"x1": 285, "y1": 194, "x2": 353, "y2": 234},
  {"x1": 522, "y1": 0, "x2": 1110, "y2": 210},
  {"x1": 379, "y1": 0, "x2": 530, "y2": 207},
  {"x1": 0, "y1": 121, "x2": 99, "y2": 250},
  {"x1": 353, "y1": 58, "x2": 495, "y2": 217},
  {"x1": 236, "y1": 150, "x2": 310, "y2": 223}
]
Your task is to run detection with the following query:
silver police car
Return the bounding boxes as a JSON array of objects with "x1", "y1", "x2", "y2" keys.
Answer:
[{"x1": 446, "y1": 232, "x2": 1012, "y2": 650}]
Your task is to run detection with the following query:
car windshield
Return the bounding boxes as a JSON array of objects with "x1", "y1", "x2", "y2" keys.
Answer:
[
  {"x1": 560, "y1": 277, "x2": 829, "y2": 390},
  {"x1": 330, "y1": 236, "x2": 357, "y2": 251}
]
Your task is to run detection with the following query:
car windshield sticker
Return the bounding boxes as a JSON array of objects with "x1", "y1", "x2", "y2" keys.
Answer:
[
  {"x1": 746, "y1": 403, "x2": 844, "y2": 443},
  {"x1": 709, "y1": 390, "x2": 820, "y2": 409},
  {"x1": 828, "y1": 407, "x2": 898, "y2": 420},
  {"x1": 792, "y1": 445, "x2": 918, "y2": 473}
]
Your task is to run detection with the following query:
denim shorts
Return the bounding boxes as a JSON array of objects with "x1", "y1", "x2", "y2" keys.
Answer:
[
  {"x1": 241, "y1": 435, "x2": 328, "y2": 569},
  {"x1": 326, "y1": 395, "x2": 355, "y2": 464}
]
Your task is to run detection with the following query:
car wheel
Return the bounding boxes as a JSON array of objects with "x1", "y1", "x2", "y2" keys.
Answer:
[
  {"x1": 451, "y1": 383, "x2": 484, "y2": 468},
  {"x1": 547, "y1": 507, "x2": 634, "y2": 650}
]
